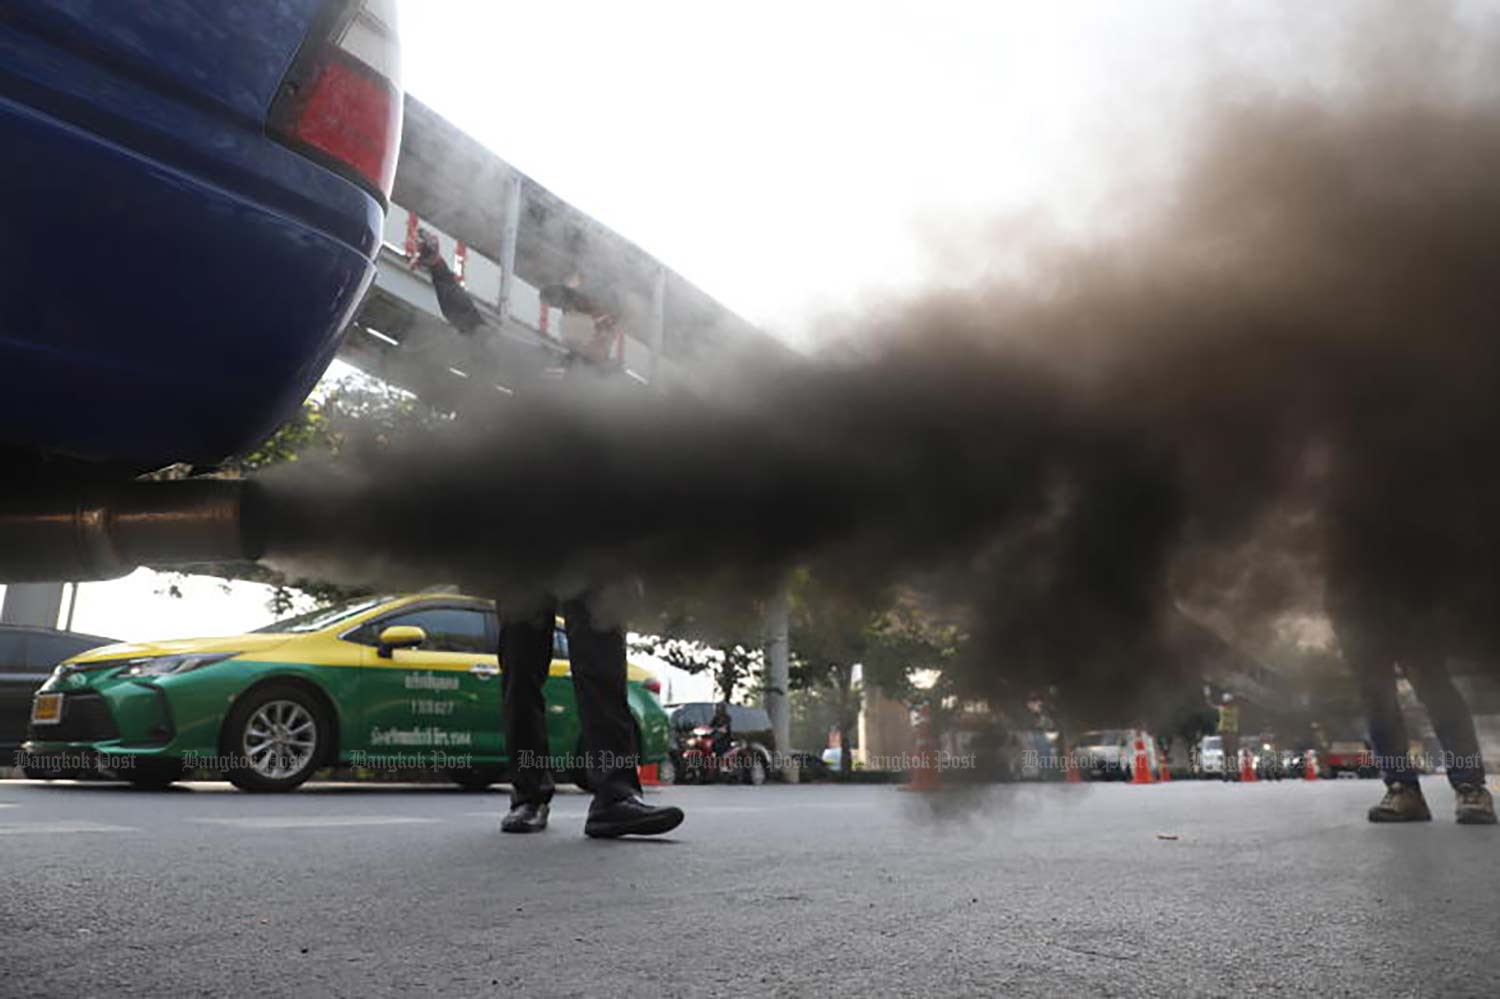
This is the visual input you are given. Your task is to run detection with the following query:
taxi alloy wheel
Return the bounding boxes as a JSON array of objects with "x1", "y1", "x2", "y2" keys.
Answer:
[
  {"x1": 244, "y1": 700, "x2": 317, "y2": 780},
  {"x1": 225, "y1": 685, "x2": 329, "y2": 792}
]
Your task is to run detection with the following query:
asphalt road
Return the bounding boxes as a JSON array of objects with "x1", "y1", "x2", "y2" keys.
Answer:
[{"x1": 1, "y1": 775, "x2": 1496, "y2": 999}]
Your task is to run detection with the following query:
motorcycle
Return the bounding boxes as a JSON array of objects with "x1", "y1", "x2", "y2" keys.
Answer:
[{"x1": 678, "y1": 724, "x2": 749, "y2": 784}]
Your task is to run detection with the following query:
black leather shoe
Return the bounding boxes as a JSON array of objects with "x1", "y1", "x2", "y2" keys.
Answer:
[
  {"x1": 501, "y1": 802, "x2": 549, "y2": 833},
  {"x1": 584, "y1": 794, "x2": 683, "y2": 838}
]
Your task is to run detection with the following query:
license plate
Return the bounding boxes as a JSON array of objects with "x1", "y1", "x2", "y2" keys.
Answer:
[{"x1": 30, "y1": 693, "x2": 63, "y2": 725}]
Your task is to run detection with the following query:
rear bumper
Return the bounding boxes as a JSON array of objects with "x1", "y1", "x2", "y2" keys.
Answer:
[{"x1": 0, "y1": 80, "x2": 378, "y2": 465}]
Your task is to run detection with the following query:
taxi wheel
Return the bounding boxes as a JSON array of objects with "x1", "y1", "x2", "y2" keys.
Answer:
[{"x1": 223, "y1": 685, "x2": 330, "y2": 792}]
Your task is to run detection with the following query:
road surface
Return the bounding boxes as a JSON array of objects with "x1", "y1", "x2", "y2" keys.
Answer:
[{"x1": 1, "y1": 776, "x2": 1496, "y2": 998}]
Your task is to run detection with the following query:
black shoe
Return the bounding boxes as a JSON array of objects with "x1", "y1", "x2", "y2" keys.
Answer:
[
  {"x1": 501, "y1": 802, "x2": 549, "y2": 833},
  {"x1": 584, "y1": 794, "x2": 684, "y2": 839}
]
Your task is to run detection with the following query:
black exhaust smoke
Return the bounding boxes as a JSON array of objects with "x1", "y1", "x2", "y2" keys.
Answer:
[{"x1": 253, "y1": 10, "x2": 1500, "y2": 719}]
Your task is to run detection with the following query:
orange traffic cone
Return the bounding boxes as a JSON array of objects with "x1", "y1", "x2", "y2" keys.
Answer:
[
  {"x1": 900, "y1": 704, "x2": 942, "y2": 792},
  {"x1": 1131, "y1": 736, "x2": 1155, "y2": 784},
  {"x1": 1240, "y1": 751, "x2": 1256, "y2": 783},
  {"x1": 1065, "y1": 745, "x2": 1082, "y2": 784},
  {"x1": 638, "y1": 763, "x2": 661, "y2": 787},
  {"x1": 1303, "y1": 750, "x2": 1319, "y2": 782},
  {"x1": 1159, "y1": 752, "x2": 1171, "y2": 783}
]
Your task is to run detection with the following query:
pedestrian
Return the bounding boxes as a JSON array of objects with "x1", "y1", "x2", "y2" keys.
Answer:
[
  {"x1": 1217, "y1": 693, "x2": 1240, "y2": 783},
  {"x1": 417, "y1": 239, "x2": 682, "y2": 838}
]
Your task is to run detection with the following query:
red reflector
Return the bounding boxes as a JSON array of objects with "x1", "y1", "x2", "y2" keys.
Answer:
[
  {"x1": 292, "y1": 52, "x2": 399, "y2": 197},
  {"x1": 644, "y1": 678, "x2": 662, "y2": 695}
]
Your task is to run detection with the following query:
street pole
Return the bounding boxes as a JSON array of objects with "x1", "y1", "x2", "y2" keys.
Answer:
[
  {"x1": 647, "y1": 264, "x2": 666, "y2": 389},
  {"x1": 763, "y1": 583, "x2": 792, "y2": 779},
  {"x1": 496, "y1": 171, "x2": 522, "y2": 322},
  {"x1": 63, "y1": 581, "x2": 79, "y2": 631}
]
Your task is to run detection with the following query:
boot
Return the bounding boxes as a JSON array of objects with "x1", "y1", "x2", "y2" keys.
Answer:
[
  {"x1": 1367, "y1": 782, "x2": 1432, "y2": 823},
  {"x1": 1454, "y1": 784, "x2": 1498, "y2": 825}
]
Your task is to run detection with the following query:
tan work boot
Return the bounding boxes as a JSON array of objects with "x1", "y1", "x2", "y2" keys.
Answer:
[
  {"x1": 1367, "y1": 782, "x2": 1432, "y2": 822},
  {"x1": 1453, "y1": 784, "x2": 1498, "y2": 825}
]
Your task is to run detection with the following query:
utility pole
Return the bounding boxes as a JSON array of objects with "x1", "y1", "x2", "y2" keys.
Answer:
[
  {"x1": 647, "y1": 264, "x2": 666, "y2": 389},
  {"x1": 763, "y1": 583, "x2": 792, "y2": 779},
  {"x1": 496, "y1": 171, "x2": 523, "y2": 322}
]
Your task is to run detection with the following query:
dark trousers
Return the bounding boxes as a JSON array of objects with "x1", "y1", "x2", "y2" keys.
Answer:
[
  {"x1": 1347, "y1": 644, "x2": 1486, "y2": 788},
  {"x1": 502, "y1": 594, "x2": 641, "y2": 808},
  {"x1": 1220, "y1": 732, "x2": 1240, "y2": 780}
]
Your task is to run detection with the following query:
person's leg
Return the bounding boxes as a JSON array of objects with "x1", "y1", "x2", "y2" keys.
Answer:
[
  {"x1": 1402, "y1": 656, "x2": 1485, "y2": 788},
  {"x1": 1403, "y1": 656, "x2": 1495, "y2": 824},
  {"x1": 561, "y1": 592, "x2": 683, "y2": 838},
  {"x1": 559, "y1": 594, "x2": 641, "y2": 806},
  {"x1": 1349, "y1": 646, "x2": 1416, "y2": 785},
  {"x1": 501, "y1": 600, "x2": 558, "y2": 809},
  {"x1": 1343, "y1": 625, "x2": 1431, "y2": 821}
]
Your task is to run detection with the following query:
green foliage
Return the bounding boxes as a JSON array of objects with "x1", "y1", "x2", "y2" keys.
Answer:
[
  {"x1": 787, "y1": 570, "x2": 961, "y2": 774},
  {"x1": 631, "y1": 634, "x2": 763, "y2": 702},
  {"x1": 631, "y1": 594, "x2": 769, "y2": 702},
  {"x1": 230, "y1": 376, "x2": 427, "y2": 472},
  {"x1": 162, "y1": 372, "x2": 431, "y2": 615}
]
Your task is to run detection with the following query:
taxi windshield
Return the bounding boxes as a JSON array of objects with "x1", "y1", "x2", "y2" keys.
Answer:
[{"x1": 252, "y1": 596, "x2": 391, "y2": 634}]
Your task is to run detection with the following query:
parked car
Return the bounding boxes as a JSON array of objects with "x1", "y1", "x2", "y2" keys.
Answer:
[
  {"x1": 1250, "y1": 739, "x2": 1287, "y2": 781},
  {"x1": 1075, "y1": 728, "x2": 1162, "y2": 781},
  {"x1": 664, "y1": 702, "x2": 776, "y2": 785},
  {"x1": 1324, "y1": 739, "x2": 1379, "y2": 778},
  {"x1": 1195, "y1": 734, "x2": 1226, "y2": 778},
  {"x1": 1, "y1": 625, "x2": 116, "y2": 758},
  {"x1": 21, "y1": 593, "x2": 669, "y2": 791},
  {"x1": 785, "y1": 750, "x2": 833, "y2": 781}
]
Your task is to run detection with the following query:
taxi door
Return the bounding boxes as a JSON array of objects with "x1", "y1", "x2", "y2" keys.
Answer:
[{"x1": 357, "y1": 605, "x2": 501, "y2": 762}]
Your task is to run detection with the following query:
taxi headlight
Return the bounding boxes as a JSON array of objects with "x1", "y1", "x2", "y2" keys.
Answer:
[{"x1": 122, "y1": 653, "x2": 240, "y2": 677}]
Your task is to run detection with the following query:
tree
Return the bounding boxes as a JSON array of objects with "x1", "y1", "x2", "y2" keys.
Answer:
[
  {"x1": 630, "y1": 595, "x2": 768, "y2": 702},
  {"x1": 631, "y1": 635, "x2": 763, "y2": 703},
  {"x1": 160, "y1": 370, "x2": 434, "y2": 615},
  {"x1": 788, "y1": 571, "x2": 958, "y2": 776}
]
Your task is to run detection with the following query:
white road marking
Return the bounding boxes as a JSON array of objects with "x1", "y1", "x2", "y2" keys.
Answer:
[
  {"x1": 0, "y1": 822, "x2": 137, "y2": 835},
  {"x1": 193, "y1": 815, "x2": 440, "y2": 829}
]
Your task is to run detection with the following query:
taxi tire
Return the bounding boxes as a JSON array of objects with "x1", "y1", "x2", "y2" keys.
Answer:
[{"x1": 222, "y1": 684, "x2": 331, "y2": 793}]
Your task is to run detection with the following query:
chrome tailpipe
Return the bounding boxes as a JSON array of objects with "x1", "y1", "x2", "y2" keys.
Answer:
[{"x1": 0, "y1": 480, "x2": 266, "y2": 582}]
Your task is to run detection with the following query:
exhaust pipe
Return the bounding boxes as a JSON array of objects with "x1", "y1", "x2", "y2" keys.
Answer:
[{"x1": 0, "y1": 480, "x2": 266, "y2": 582}]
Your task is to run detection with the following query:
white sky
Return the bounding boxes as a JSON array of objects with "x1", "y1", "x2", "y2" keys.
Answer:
[
  {"x1": 396, "y1": 0, "x2": 1375, "y2": 339},
  {"x1": 12, "y1": 1, "x2": 1478, "y2": 643}
]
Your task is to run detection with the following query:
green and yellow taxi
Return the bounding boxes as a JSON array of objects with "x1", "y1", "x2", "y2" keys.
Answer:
[{"x1": 21, "y1": 593, "x2": 669, "y2": 792}]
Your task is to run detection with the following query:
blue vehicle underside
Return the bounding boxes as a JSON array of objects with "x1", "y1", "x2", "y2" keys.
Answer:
[{"x1": 0, "y1": 0, "x2": 380, "y2": 469}]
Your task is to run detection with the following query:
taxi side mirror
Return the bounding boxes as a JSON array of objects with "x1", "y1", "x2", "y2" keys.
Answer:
[{"x1": 377, "y1": 625, "x2": 426, "y2": 658}]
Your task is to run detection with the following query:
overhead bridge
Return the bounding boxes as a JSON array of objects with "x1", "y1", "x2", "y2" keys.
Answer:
[{"x1": 337, "y1": 95, "x2": 783, "y2": 402}]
